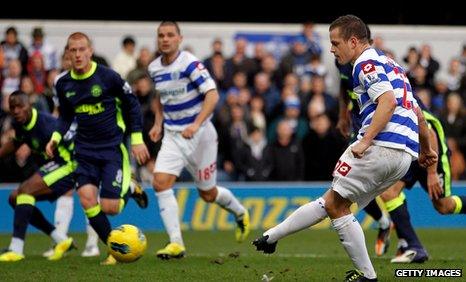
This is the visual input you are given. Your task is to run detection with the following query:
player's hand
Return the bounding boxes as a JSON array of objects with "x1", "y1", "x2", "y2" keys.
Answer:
[
  {"x1": 351, "y1": 139, "x2": 371, "y2": 159},
  {"x1": 181, "y1": 123, "x2": 200, "y2": 139},
  {"x1": 336, "y1": 118, "x2": 350, "y2": 138},
  {"x1": 427, "y1": 172, "x2": 443, "y2": 200},
  {"x1": 418, "y1": 148, "x2": 438, "y2": 168},
  {"x1": 45, "y1": 140, "x2": 57, "y2": 158},
  {"x1": 149, "y1": 124, "x2": 162, "y2": 143},
  {"x1": 131, "y1": 143, "x2": 150, "y2": 165}
]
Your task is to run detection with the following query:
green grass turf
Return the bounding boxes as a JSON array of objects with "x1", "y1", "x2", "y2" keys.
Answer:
[{"x1": 1, "y1": 229, "x2": 465, "y2": 281}]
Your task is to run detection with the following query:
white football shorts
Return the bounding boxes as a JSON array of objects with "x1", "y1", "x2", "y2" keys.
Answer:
[
  {"x1": 154, "y1": 122, "x2": 218, "y2": 190},
  {"x1": 331, "y1": 143, "x2": 412, "y2": 208}
]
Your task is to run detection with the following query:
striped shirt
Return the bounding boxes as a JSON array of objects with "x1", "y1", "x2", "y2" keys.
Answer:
[
  {"x1": 148, "y1": 51, "x2": 217, "y2": 131},
  {"x1": 353, "y1": 48, "x2": 419, "y2": 159}
]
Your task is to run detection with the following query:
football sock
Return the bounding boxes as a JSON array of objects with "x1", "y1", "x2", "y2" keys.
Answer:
[
  {"x1": 215, "y1": 186, "x2": 246, "y2": 218},
  {"x1": 8, "y1": 193, "x2": 55, "y2": 235},
  {"x1": 264, "y1": 197, "x2": 327, "y2": 243},
  {"x1": 12, "y1": 194, "x2": 35, "y2": 241},
  {"x1": 452, "y1": 196, "x2": 466, "y2": 214},
  {"x1": 156, "y1": 189, "x2": 184, "y2": 246},
  {"x1": 332, "y1": 214, "x2": 377, "y2": 279},
  {"x1": 363, "y1": 199, "x2": 382, "y2": 221},
  {"x1": 378, "y1": 213, "x2": 390, "y2": 230},
  {"x1": 85, "y1": 205, "x2": 111, "y2": 244},
  {"x1": 50, "y1": 229, "x2": 67, "y2": 243},
  {"x1": 9, "y1": 237, "x2": 24, "y2": 255},
  {"x1": 85, "y1": 218, "x2": 99, "y2": 248},
  {"x1": 54, "y1": 196, "x2": 73, "y2": 237},
  {"x1": 386, "y1": 196, "x2": 423, "y2": 249},
  {"x1": 30, "y1": 207, "x2": 55, "y2": 235}
]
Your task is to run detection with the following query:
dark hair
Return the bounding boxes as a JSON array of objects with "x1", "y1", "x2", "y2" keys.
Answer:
[
  {"x1": 6, "y1": 26, "x2": 17, "y2": 36},
  {"x1": 122, "y1": 36, "x2": 135, "y2": 46},
  {"x1": 329, "y1": 15, "x2": 369, "y2": 43},
  {"x1": 158, "y1": 21, "x2": 181, "y2": 35},
  {"x1": 9, "y1": 90, "x2": 29, "y2": 104}
]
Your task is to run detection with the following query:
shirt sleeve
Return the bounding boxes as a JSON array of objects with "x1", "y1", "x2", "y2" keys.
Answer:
[
  {"x1": 111, "y1": 72, "x2": 144, "y2": 145},
  {"x1": 53, "y1": 81, "x2": 75, "y2": 143},
  {"x1": 185, "y1": 60, "x2": 216, "y2": 94},
  {"x1": 355, "y1": 60, "x2": 393, "y2": 102}
]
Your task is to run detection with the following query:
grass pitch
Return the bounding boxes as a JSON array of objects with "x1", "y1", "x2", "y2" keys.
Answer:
[{"x1": 1, "y1": 229, "x2": 465, "y2": 281}]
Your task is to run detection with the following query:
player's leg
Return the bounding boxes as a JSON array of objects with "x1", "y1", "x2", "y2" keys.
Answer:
[
  {"x1": 43, "y1": 190, "x2": 74, "y2": 257},
  {"x1": 363, "y1": 199, "x2": 392, "y2": 256},
  {"x1": 81, "y1": 218, "x2": 100, "y2": 257},
  {"x1": 1, "y1": 173, "x2": 70, "y2": 261},
  {"x1": 430, "y1": 163, "x2": 466, "y2": 215},
  {"x1": 253, "y1": 195, "x2": 328, "y2": 253},
  {"x1": 326, "y1": 145, "x2": 411, "y2": 280},
  {"x1": 324, "y1": 189, "x2": 377, "y2": 280},
  {"x1": 152, "y1": 132, "x2": 186, "y2": 259}
]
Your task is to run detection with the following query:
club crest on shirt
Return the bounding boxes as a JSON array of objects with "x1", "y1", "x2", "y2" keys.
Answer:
[
  {"x1": 361, "y1": 62, "x2": 380, "y2": 86},
  {"x1": 171, "y1": 71, "x2": 180, "y2": 80}
]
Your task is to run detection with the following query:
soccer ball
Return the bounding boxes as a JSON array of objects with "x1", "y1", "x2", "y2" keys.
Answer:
[{"x1": 107, "y1": 224, "x2": 147, "y2": 263}]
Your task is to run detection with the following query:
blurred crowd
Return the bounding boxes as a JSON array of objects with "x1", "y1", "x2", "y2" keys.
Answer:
[{"x1": 1, "y1": 23, "x2": 465, "y2": 183}]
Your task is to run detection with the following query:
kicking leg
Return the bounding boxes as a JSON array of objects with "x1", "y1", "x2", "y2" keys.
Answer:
[{"x1": 325, "y1": 190, "x2": 377, "y2": 280}]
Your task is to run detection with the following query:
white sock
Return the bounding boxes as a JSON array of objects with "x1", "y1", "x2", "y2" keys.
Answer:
[
  {"x1": 332, "y1": 214, "x2": 377, "y2": 279},
  {"x1": 85, "y1": 218, "x2": 99, "y2": 248},
  {"x1": 9, "y1": 237, "x2": 24, "y2": 255},
  {"x1": 54, "y1": 196, "x2": 73, "y2": 237},
  {"x1": 50, "y1": 229, "x2": 67, "y2": 243},
  {"x1": 156, "y1": 189, "x2": 184, "y2": 246},
  {"x1": 265, "y1": 197, "x2": 327, "y2": 243},
  {"x1": 215, "y1": 186, "x2": 246, "y2": 218},
  {"x1": 129, "y1": 180, "x2": 135, "y2": 194},
  {"x1": 378, "y1": 213, "x2": 390, "y2": 230}
]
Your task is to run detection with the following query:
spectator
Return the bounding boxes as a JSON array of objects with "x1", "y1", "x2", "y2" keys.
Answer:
[
  {"x1": 302, "y1": 113, "x2": 346, "y2": 180},
  {"x1": 1, "y1": 26, "x2": 28, "y2": 76},
  {"x1": 27, "y1": 51, "x2": 47, "y2": 94},
  {"x1": 227, "y1": 37, "x2": 256, "y2": 86},
  {"x1": 280, "y1": 36, "x2": 311, "y2": 78},
  {"x1": 267, "y1": 120, "x2": 304, "y2": 181},
  {"x1": 446, "y1": 58, "x2": 463, "y2": 92},
  {"x1": 253, "y1": 72, "x2": 280, "y2": 119},
  {"x1": 267, "y1": 95, "x2": 308, "y2": 143},
  {"x1": 204, "y1": 38, "x2": 223, "y2": 71},
  {"x1": 301, "y1": 21, "x2": 322, "y2": 58},
  {"x1": 419, "y1": 44, "x2": 440, "y2": 87},
  {"x1": 20, "y1": 76, "x2": 49, "y2": 112},
  {"x1": 112, "y1": 35, "x2": 137, "y2": 79},
  {"x1": 440, "y1": 92, "x2": 466, "y2": 158},
  {"x1": 1, "y1": 59, "x2": 22, "y2": 110},
  {"x1": 232, "y1": 127, "x2": 271, "y2": 181},
  {"x1": 302, "y1": 75, "x2": 338, "y2": 123},
  {"x1": 28, "y1": 27, "x2": 58, "y2": 71},
  {"x1": 127, "y1": 47, "x2": 154, "y2": 85}
]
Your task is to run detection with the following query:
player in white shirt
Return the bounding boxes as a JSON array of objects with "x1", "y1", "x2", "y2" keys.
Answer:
[
  {"x1": 148, "y1": 21, "x2": 250, "y2": 259},
  {"x1": 253, "y1": 15, "x2": 438, "y2": 281}
]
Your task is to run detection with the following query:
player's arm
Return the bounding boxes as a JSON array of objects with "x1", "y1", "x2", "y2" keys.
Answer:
[
  {"x1": 336, "y1": 80, "x2": 351, "y2": 138},
  {"x1": 352, "y1": 90, "x2": 397, "y2": 158},
  {"x1": 182, "y1": 60, "x2": 218, "y2": 139},
  {"x1": 425, "y1": 125, "x2": 442, "y2": 200},
  {"x1": 415, "y1": 107, "x2": 438, "y2": 168},
  {"x1": 0, "y1": 138, "x2": 18, "y2": 158},
  {"x1": 116, "y1": 78, "x2": 149, "y2": 165},
  {"x1": 149, "y1": 91, "x2": 164, "y2": 143},
  {"x1": 46, "y1": 82, "x2": 75, "y2": 158}
]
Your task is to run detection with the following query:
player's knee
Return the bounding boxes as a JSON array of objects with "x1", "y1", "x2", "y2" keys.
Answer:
[
  {"x1": 152, "y1": 175, "x2": 172, "y2": 192},
  {"x1": 8, "y1": 190, "x2": 18, "y2": 208},
  {"x1": 198, "y1": 188, "x2": 216, "y2": 203},
  {"x1": 433, "y1": 199, "x2": 452, "y2": 215},
  {"x1": 101, "y1": 205, "x2": 119, "y2": 215},
  {"x1": 17, "y1": 182, "x2": 34, "y2": 195},
  {"x1": 380, "y1": 189, "x2": 397, "y2": 202}
]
